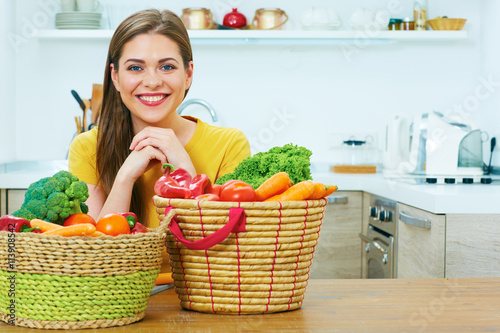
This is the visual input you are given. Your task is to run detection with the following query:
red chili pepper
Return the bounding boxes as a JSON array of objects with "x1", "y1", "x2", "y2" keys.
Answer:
[
  {"x1": 0, "y1": 215, "x2": 41, "y2": 233},
  {"x1": 189, "y1": 174, "x2": 212, "y2": 199},
  {"x1": 154, "y1": 163, "x2": 192, "y2": 199}
]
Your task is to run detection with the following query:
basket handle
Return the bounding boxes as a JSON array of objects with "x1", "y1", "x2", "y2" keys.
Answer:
[{"x1": 168, "y1": 207, "x2": 246, "y2": 251}]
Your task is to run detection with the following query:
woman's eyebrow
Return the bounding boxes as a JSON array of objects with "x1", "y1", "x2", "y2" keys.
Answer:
[
  {"x1": 123, "y1": 57, "x2": 180, "y2": 64},
  {"x1": 158, "y1": 57, "x2": 179, "y2": 64}
]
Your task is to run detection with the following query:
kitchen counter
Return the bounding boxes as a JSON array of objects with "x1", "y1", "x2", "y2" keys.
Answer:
[
  {"x1": 2, "y1": 278, "x2": 498, "y2": 332},
  {"x1": 312, "y1": 168, "x2": 500, "y2": 214},
  {"x1": 1, "y1": 160, "x2": 499, "y2": 214}
]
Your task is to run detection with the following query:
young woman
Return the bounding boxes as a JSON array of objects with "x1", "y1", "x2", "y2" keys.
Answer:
[{"x1": 68, "y1": 9, "x2": 250, "y2": 231}]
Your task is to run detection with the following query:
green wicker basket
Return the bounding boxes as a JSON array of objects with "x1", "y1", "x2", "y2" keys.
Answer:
[{"x1": 0, "y1": 222, "x2": 169, "y2": 329}]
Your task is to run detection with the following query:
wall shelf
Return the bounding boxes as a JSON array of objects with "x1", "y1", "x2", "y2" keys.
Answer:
[{"x1": 37, "y1": 29, "x2": 467, "y2": 45}]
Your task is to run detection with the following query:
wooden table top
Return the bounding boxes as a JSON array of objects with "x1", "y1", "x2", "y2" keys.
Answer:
[{"x1": 2, "y1": 278, "x2": 500, "y2": 332}]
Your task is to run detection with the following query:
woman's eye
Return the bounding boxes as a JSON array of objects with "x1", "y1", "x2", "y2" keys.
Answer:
[
  {"x1": 161, "y1": 64, "x2": 175, "y2": 71},
  {"x1": 128, "y1": 65, "x2": 142, "y2": 71}
]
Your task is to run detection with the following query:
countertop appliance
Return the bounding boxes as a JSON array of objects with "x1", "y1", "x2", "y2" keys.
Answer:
[
  {"x1": 359, "y1": 194, "x2": 397, "y2": 279},
  {"x1": 386, "y1": 111, "x2": 490, "y2": 184}
]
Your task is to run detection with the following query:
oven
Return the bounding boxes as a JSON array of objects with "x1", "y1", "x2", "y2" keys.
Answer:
[{"x1": 359, "y1": 195, "x2": 397, "y2": 279}]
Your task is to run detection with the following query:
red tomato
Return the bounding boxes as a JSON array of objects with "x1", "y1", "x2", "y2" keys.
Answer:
[
  {"x1": 221, "y1": 180, "x2": 241, "y2": 191},
  {"x1": 220, "y1": 180, "x2": 256, "y2": 202},
  {"x1": 195, "y1": 193, "x2": 220, "y2": 201},
  {"x1": 96, "y1": 214, "x2": 131, "y2": 236},
  {"x1": 63, "y1": 213, "x2": 96, "y2": 227},
  {"x1": 208, "y1": 184, "x2": 222, "y2": 197}
]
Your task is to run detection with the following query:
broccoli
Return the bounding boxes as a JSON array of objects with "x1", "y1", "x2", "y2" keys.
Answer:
[
  {"x1": 216, "y1": 143, "x2": 313, "y2": 189},
  {"x1": 13, "y1": 170, "x2": 89, "y2": 225}
]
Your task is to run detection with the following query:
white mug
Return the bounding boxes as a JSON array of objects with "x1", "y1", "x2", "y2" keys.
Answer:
[
  {"x1": 60, "y1": 0, "x2": 76, "y2": 12},
  {"x1": 77, "y1": 0, "x2": 100, "y2": 12}
]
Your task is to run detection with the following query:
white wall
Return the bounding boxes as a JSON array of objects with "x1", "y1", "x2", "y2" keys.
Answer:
[
  {"x1": 0, "y1": 0, "x2": 16, "y2": 164},
  {"x1": 480, "y1": 0, "x2": 500, "y2": 166},
  {"x1": 5, "y1": 0, "x2": 495, "y2": 166}
]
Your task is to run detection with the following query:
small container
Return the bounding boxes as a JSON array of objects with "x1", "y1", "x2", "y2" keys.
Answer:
[
  {"x1": 413, "y1": 0, "x2": 428, "y2": 30},
  {"x1": 402, "y1": 17, "x2": 414, "y2": 30},
  {"x1": 388, "y1": 18, "x2": 403, "y2": 30}
]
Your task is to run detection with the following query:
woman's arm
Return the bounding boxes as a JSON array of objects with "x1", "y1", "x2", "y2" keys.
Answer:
[{"x1": 88, "y1": 145, "x2": 168, "y2": 220}]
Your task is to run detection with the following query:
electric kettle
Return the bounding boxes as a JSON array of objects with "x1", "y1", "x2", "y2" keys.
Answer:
[{"x1": 383, "y1": 114, "x2": 411, "y2": 170}]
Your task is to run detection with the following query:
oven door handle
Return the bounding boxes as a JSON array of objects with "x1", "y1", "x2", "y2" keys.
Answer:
[
  {"x1": 359, "y1": 233, "x2": 389, "y2": 256},
  {"x1": 399, "y1": 211, "x2": 431, "y2": 229}
]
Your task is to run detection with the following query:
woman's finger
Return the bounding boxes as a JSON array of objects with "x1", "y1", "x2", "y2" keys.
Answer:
[{"x1": 129, "y1": 127, "x2": 174, "y2": 150}]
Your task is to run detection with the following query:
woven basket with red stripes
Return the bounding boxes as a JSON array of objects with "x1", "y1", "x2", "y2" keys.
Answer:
[{"x1": 153, "y1": 196, "x2": 327, "y2": 315}]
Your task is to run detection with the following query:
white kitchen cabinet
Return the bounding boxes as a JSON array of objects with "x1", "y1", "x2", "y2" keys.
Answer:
[
  {"x1": 309, "y1": 191, "x2": 362, "y2": 279},
  {"x1": 396, "y1": 203, "x2": 446, "y2": 278},
  {"x1": 446, "y1": 214, "x2": 500, "y2": 278}
]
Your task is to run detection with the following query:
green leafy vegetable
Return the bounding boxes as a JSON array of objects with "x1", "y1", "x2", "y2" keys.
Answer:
[
  {"x1": 12, "y1": 170, "x2": 89, "y2": 225},
  {"x1": 216, "y1": 144, "x2": 313, "y2": 189}
]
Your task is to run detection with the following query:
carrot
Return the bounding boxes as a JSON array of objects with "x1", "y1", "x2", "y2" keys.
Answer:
[
  {"x1": 155, "y1": 272, "x2": 174, "y2": 285},
  {"x1": 265, "y1": 181, "x2": 315, "y2": 202},
  {"x1": 307, "y1": 183, "x2": 327, "y2": 200},
  {"x1": 255, "y1": 172, "x2": 292, "y2": 201},
  {"x1": 42, "y1": 223, "x2": 96, "y2": 237},
  {"x1": 87, "y1": 231, "x2": 105, "y2": 237},
  {"x1": 322, "y1": 185, "x2": 338, "y2": 198},
  {"x1": 30, "y1": 219, "x2": 63, "y2": 232}
]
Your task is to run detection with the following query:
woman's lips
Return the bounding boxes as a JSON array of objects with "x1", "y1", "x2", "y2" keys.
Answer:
[{"x1": 136, "y1": 94, "x2": 168, "y2": 106}]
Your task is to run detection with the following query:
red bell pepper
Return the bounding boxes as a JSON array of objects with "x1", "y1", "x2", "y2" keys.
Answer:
[
  {"x1": 131, "y1": 221, "x2": 149, "y2": 234},
  {"x1": 0, "y1": 215, "x2": 41, "y2": 233},
  {"x1": 120, "y1": 212, "x2": 137, "y2": 229},
  {"x1": 154, "y1": 163, "x2": 192, "y2": 199},
  {"x1": 189, "y1": 174, "x2": 212, "y2": 199}
]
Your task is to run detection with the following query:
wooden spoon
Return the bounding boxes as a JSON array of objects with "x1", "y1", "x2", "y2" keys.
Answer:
[{"x1": 90, "y1": 83, "x2": 103, "y2": 125}]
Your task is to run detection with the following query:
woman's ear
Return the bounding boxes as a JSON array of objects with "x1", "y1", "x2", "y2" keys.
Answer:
[
  {"x1": 110, "y1": 63, "x2": 120, "y2": 92},
  {"x1": 185, "y1": 61, "x2": 194, "y2": 90}
]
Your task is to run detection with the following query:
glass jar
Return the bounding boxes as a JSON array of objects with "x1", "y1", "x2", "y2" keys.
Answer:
[
  {"x1": 402, "y1": 17, "x2": 414, "y2": 30},
  {"x1": 388, "y1": 18, "x2": 403, "y2": 31},
  {"x1": 413, "y1": 0, "x2": 428, "y2": 31}
]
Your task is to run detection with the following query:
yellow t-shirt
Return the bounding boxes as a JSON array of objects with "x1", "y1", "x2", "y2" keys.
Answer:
[{"x1": 68, "y1": 116, "x2": 251, "y2": 228}]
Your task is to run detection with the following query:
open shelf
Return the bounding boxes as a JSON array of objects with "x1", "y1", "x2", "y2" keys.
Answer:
[{"x1": 37, "y1": 29, "x2": 468, "y2": 45}]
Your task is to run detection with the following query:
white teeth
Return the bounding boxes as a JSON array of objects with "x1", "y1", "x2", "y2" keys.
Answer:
[{"x1": 139, "y1": 95, "x2": 166, "y2": 102}]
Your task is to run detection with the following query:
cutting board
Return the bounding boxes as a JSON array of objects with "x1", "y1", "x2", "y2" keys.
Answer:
[{"x1": 332, "y1": 165, "x2": 377, "y2": 174}]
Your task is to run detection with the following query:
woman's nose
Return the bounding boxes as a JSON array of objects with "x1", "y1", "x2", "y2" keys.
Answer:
[{"x1": 143, "y1": 70, "x2": 162, "y2": 88}]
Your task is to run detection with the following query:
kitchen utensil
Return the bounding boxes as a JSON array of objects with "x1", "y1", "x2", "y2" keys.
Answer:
[
  {"x1": 181, "y1": 8, "x2": 214, "y2": 30},
  {"x1": 71, "y1": 89, "x2": 89, "y2": 132},
  {"x1": 487, "y1": 137, "x2": 496, "y2": 174},
  {"x1": 427, "y1": 17, "x2": 466, "y2": 30},
  {"x1": 150, "y1": 284, "x2": 173, "y2": 296},
  {"x1": 251, "y1": 8, "x2": 288, "y2": 30},
  {"x1": 55, "y1": 12, "x2": 101, "y2": 29},
  {"x1": 223, "y1": 8, "x2": 247, "y2": 29},
  {"x1": 301, "y1": 7, "x2": 341, "y2": 30},
  {"x1": 90, "y1": 83, "x2": 103, "y2": 125}
]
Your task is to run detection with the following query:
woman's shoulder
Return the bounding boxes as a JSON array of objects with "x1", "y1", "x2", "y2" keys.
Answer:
[
  {"x1": 69, "y1": 127, "x2": 98, "y2": 151},
  {"x1": 198, "y1": 118, "x2": 246, "y2": 139}
]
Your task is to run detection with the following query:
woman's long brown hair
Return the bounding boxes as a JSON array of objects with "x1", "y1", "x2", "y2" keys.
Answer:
[{"x1": 96, "y1": 9, "x2": 193, "y2": 224}]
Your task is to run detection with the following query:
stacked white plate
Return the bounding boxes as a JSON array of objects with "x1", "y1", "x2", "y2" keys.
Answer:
[{"x1": 55, "y1": 12, "x2": 102, "y2": 29}]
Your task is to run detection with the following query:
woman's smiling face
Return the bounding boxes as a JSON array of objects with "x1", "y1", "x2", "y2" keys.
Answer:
[{"x1": 111, "y1": 33, "x2": 193, "y2": 131}]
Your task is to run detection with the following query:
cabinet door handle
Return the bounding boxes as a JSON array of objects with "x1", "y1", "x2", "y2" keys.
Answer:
[
  {"x1": 327, "y1": 195, "x2": 348, "y2": 204},
  {"x1": 399, "y1": 211, "x2": 431, "y2": 229}
]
